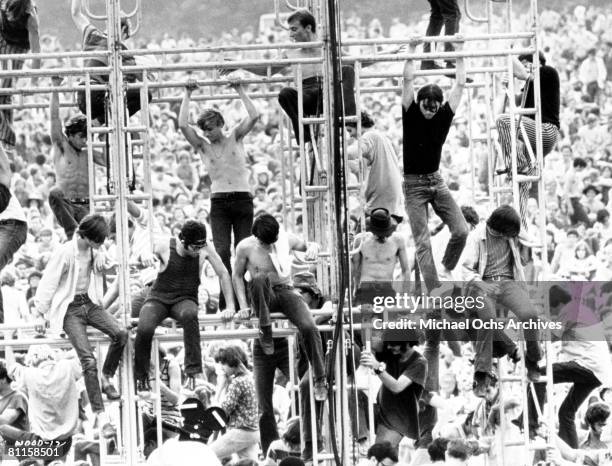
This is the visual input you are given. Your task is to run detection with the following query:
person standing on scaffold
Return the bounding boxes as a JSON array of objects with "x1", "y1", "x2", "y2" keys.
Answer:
[
  {"x1": 0, "y1": 0, "x2": 41, "y2": 148},
  {"x1": 178, "y1": 78, "x2": 259, "y2": 313}
]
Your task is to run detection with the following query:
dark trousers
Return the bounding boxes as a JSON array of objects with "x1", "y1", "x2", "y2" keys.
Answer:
[
  {"x1": 48, "y1": 187, "x2": 89, "y2": 240},
  {"x1": 253, "y1": 338, "x2": 291, "y2": 454},
  {"x1": 278, "y1": 66, "x2": 356, "y2": 143},
  {"x1": 77, "y1": 83, "x2": 152, "y2": 124},
  {"x1": 528, "y1": 361, "x2": 601, "y2": 448},
  {"x1": 62, "y1": 296, "x2": 128, "y2": 413},
  {"x1": 423, "y1": 0, "x2": 461, "y2": 66},
  {"x1": 470, "y1": 280, "x2": 541, "y2": 374},
  {"x1": 134, "y1": 298, "x2": 202, "y2": 381},
  {"x1": 209, "y1": 192, "x2": 253, "y2": 310},
  {"x1": 569, "y1": 197, "x2": 591, "y2": 227},
  {"x1": 249, "y1": 275, "x2": 325, "y2": 381},
  {"x1": 0, "y1": 219, "x2": 26, "y2": 323}
]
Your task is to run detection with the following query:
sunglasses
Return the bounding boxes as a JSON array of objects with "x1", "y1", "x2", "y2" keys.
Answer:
[{"x1": 188, "y1": 241, "x2": 207, "y2": 251}]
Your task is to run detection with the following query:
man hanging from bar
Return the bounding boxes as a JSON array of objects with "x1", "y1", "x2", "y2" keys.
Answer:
[
  {"x1": 71, "y1": 0, "x2": 151, "y2": 125},
  {"x1": 32, "y1": 214, "x2": 127, "y2": 439},
  {"x1": 401, "y1": 35, "x2": 469, "y2": 294},
  {"x1": 0, "y1": 143, "x2": 26, "y2": 323},
  {"x1": 232, "y1": 213, "x2": 328, "y2": 401},
  {"x1": 48, "y1": 76, "x2": 107, "y2": 240},
  {"x1": 133, "y1": 220, "x2": 236, "y2": 392},
  {"x1": 495, "y1": 52, "x2": 560, "y2": 228},
  {"x1": 178, "y1": 78, "x2": 259, "y2": 312},
  {"x1": 220, "y1": 9, "x2": 356, "y2": 144},
  {"x1": 0, "y1": 0, "x2": 41, "y2": 148}
]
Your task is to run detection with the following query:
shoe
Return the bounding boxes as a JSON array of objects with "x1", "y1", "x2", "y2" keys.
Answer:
[
  {"x1": 102, "y1": 383, "x2": 120, "y2": 400},
  {"x1": 314, "y1": 379, "x2": 328, "y2": 401},
  {"x1": 508, "y1": 347, "x2": 522, "y2": 364},
  {"x1": 101, "y1": 422, "x2": 116, "y2": 439},
  {"x1": 421, "y1": 60, "x2": 443, "y2": 71},
  {"x1": 136, "y1": 378, "x2": 151, "y2": 394},
  {"x1": 473, "y1": 371, "x2": 496, "y2": 398},
  {"x1": 259, "y1": 325, "x2": 274, "y2": 355},
  {"x1": 525, "y1": 360, "x2": 541, "y2": 382}
]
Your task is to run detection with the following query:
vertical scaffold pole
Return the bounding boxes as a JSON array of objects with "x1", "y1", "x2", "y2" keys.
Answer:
[{"x1": 106, "y1": 0, "x2": 139, "y2": 464}]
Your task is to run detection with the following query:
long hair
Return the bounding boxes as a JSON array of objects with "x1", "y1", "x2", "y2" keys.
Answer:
[{"x1": 4, "y1": 0, "x2": 30, "y2": 20}]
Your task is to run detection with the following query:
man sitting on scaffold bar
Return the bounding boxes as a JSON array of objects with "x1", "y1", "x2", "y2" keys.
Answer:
[
  {"x1": 178, "y1": 78, "x2": 260, "y2": 313},
  {"x1": 232, "y1": 213, "x2": 328, "y2": 401},
  {"x1": 32, "y1": 214, "x2": 128, "y2": 438},
  {"x1": 71, "y1": 0, "x2": 151, "y2": 125},
  {"x1": 48, "y1": 76, "x2": 107, "y2": 240},
  {"x1": 401, "y1": 35, "x2": 469, "y2": 295},
  {"x1": 220, "y1": 9, "x2": 356, "y2": 144},
  {"x1": 134, "y1": 220, "x2": 236, "y2": 392}
]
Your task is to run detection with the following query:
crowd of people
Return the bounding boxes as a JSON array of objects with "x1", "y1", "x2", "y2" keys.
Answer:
[{"x1": 0, "y1": 0, "x2": 610, "y2": 465}]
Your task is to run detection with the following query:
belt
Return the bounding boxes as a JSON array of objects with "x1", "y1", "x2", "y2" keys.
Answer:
[
  {"x1": 404, "y1": 171, "x2": 440, "y2": 179},
  {"x1": 273, "y1": 283, "x2": 294, "y2": 291},
  {"x1": 71, "y1": 293, "x2": 90, "y2": 305},
  {"x1": 0, "y1": 219, "x2": 26, "y2": 226},
  {"x1": 211, "y1": 192, "x2": 252, "y2": 200},
  {"x1": 69, "y1": 198, "x2": 90, "y2": 205},
  {"x1": 483, "y1": 276, "x2": 512, "y2": 282}
]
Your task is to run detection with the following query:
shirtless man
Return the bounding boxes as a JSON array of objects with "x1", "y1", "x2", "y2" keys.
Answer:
[
  {"x1": 179, "y1": 79, "x2": 259, "y2": 310},
  {"x1": 232, "y1": 213, "x2": 327, "y2": 400},
  {"x1": 222, "y1": 9, "x2": 356, "y2": 143},
  {"x1": 134, "y1": 220, "x2": 235, "y2": 391},
  {"x1": 48, "y1": 76, "x2": 106, "y2": 239}
]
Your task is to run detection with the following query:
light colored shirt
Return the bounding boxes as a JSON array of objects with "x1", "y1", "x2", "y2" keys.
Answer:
[{"x1": 9, "y1": 359, "x2": 80, "y2": 440}]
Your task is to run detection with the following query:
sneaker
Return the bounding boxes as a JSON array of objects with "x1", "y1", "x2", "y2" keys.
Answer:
[
  {"x1": 136, "y1": 378, "x2": 151, "y2": 394},
  {"x1": 259, "y1": 325, "x2": 274, "y2": 355},
  {"x1": 314, "y1": 379, "x2": 328, "y2": 401},
  {"x1": 102, "y1": 382, "x2": 120, "y2": 400}
]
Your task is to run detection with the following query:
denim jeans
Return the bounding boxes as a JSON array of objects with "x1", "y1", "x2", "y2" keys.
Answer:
[
  {"x1": 249, "y1": 275, "x2": 325, "y2": 380},
  {"x1": 134, "y1": 298, "x2": 202, "y2": 381},
  {"x1": 48, "y1": 187, "x2": 90, "y2": 240},
  {"x1": 278, "y1": 66, "x2": 356, "y2": 143},
  {"x1": 62, "y1": 296, "x2": 128, "y2": 413},
  {"x1": 528, "y1": 361, "x2": 601, "y2": 448},
  {"x1": 469, "y1": 280, "x2": 541, "y2": 374},
  {"x1": 0, "y1": 219, "x2": 26, "y2": 323},
  {"x1": 423, "y1": 0, "x2": 461, "y2": 65},
  {"x1": 403, "y1": 173, "x2": 469, "y2": 292},
  {"x1": 209, "y1": 192, "x2": 253, "y2": 309},
  {"x1": 210, "y1": 428, "x2": 259, "y2": 461},
  {"x1": 253, "y1": 338, "x2": 291, "y2": 453}
]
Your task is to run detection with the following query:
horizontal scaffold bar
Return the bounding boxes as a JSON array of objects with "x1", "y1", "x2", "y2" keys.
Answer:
[
  {"x1": 121, "y1": 57, "x2": 322, "y2": 73},
  {"x1": 0, "y1": 50, "x2": 109, "y2": 62},
  {"x1": 0, "y1": 84, "x2": 107, "y2": 95},
  {"x1": 342, "y1": 31, "x2": 534, "y2": 47},
  {"x1": 0, "y1": 66, "x2": 111, "y2": 78},
  {"x1": 343, "y1": 47, "x2": 534, "y2": 64}
]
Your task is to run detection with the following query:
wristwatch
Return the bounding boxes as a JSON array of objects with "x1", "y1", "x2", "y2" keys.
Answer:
[{"x1": 374, "y1": 362, "x2": 386, "y2": 375}]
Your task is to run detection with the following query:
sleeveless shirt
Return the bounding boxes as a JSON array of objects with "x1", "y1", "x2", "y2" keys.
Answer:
[{"x1": 149, "y1": 238, "x2": 200, "y2": 304}]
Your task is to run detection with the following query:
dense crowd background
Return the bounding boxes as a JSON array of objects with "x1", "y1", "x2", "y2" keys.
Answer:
[{"x1": 2, "y1": 3, "x2": 612, "y2": 466}]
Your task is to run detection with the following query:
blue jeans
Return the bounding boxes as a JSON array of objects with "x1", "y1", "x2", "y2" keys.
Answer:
[
  {"x1": 62, "y1": 295, "x2": 128, "y2": 413},
  {"x1": 134, "y1": 298, "x2": 202, "y2": 381},
  {"x1": 469, "y1": 280, "x2": 541, "y2": 374},
  {"x1": 209, "y1": 192, "x2": 253, "y2": 310},
  {"x1": 403, "y1": 173, "x2": 468, "y2": 292},
  {"x1": 253, "y1": 338, "x2": 291, "y2": 453},
  {"x1": 48, "y1": 187, "x2": 89, "y2": 240},
  {"x1": 0, "y1": 219, "x2": 26, "y2": 323}
]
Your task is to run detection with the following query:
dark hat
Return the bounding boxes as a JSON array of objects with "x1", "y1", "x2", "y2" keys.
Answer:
[
  {"x1": 367, "y1": 208, "x2": 397, "y2": 236},
  {"x1": 293, "y1": 271, "x2": 322, "y2": 297},
  {"x1": 583, "y1": 184, "x2": 600, "y2": 195}
]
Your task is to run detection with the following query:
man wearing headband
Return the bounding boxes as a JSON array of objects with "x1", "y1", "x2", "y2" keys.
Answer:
[
  {"x1": 401, "y1": 35, "x2": 469, "y2": 295},
  {"x1": 134, "y1": 220, "x2": 235, "y2": 392}
]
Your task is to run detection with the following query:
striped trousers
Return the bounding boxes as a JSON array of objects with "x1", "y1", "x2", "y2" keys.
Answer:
[
  {"x1": 0, "y1": 38, "x2": 27, "y2": 147},
  {"x1": 496, "y1": 114, "x2": 559, "y2": 227}
]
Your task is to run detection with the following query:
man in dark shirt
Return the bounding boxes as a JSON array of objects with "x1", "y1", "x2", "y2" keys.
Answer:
[
  {"x1": 401, "y1": 36, "x2": 469, "y2": 294},
  {"x1": 495, "y1": 52, "x2": 560, "y2": 227},
  {"x1": 360, "y1": 329, "x2": 427, "y2": 450}
]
